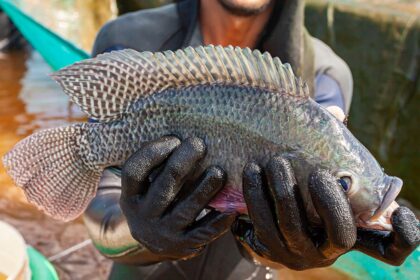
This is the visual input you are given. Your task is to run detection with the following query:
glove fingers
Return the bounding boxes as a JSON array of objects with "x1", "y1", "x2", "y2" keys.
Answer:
[
  {"x1": 231, "y1": 218, "x2": 271, "y2": 256},
  {"x1": 144, "y1": 137, "x2": 206, "y2": 215},
  {"x1": 386, "y1": 206, "x2": 420, "y2": 265},
  {"x1": 265, "y1": 156, "x2": 314, "y2": 254},
  {"x1": 354, "y1": 207, "x2": 419, "y2": 266},
  {"x1": 121, "y1": 136, "x2": 181, "y2": 199},
  {"x1": 391, "y1": 206, "x2": 420, "y2": 248},
  {"x1": 187, "y1": 211, "x2": 235, "y2": 245},
  {"x1": 242, "y1": 162, "x2": 282, "y2": 247},
  {"x1": 172, "y1": 166, "x2": 226, "y2": 224},
  {"x1": 309, "y1": 170, "x2": 356, "y2": 259},
  {"x1": 178, "y1": 212, "x2": 234, "y2": 260}
]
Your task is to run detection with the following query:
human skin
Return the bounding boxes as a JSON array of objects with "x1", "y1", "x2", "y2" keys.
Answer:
[
  {"x1": 200, "y1": 0, "x2": 274, "y2": 48},
  {"x1": 200, "y1": 0, "x2": 347, "y2": 119}
]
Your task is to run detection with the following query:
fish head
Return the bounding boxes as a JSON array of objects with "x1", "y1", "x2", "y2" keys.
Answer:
[
  {"x1": 291, "y1": 153, "x2": 402, "y2": 232},
  {"x1": 289, "y1": 102, "x2": 403, "y2": 231},
  {"x1": 336, "y1": 169, "x2": 402, "y2": 231},
  {"x1": 331, "y1": 141, "x2": 402, "y2": 231}
]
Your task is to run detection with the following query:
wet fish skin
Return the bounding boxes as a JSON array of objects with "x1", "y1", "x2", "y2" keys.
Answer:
[
  {"x1": 2, "y1": 46, "x2": 401, "y2": 229},
  {"x1": 79, "y1": 83, "x2": 381, "y2": 224}
]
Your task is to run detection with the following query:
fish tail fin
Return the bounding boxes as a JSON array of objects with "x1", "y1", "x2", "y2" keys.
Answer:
[{"x1": 2, "y1": 124, "x2": 102, "y2": 221}]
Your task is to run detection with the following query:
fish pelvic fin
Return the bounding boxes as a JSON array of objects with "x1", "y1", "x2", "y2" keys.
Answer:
[
  {"x1": 50, "y1": 45, "x2": 310, "y2": 122},
  {"x1": 2, "y1": 124, "x2": 102, "y2": 221}
]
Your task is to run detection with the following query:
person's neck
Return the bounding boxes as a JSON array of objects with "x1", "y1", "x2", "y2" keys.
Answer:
[{"x1": 200, "y1": 0, "x2": 274, "y2": 48}]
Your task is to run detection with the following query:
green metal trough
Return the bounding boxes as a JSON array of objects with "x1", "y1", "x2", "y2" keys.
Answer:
[
  {"x1": 0, "y1": 0, "x2": 418, "y2": 279},
  {"x1": 0, "y1": 0, "x2": 89, "y2": 70}
]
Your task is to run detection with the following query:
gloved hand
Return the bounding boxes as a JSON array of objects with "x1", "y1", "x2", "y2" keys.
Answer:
[
  {"x1": 120, "y1": 136, "x2": 235, "y2": 262},
  {"x1": 232, "y1": 156, "x2": 356, "y2": 270},
  {"x1": 232, "y1": 156, "x2": 420, "y2": 270},
  {"x1": 355, "y1": 207, "x2": 420, "y2": 265}
]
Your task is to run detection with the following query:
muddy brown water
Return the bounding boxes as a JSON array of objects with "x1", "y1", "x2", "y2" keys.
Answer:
[
  {"x1": 0, "y1": 50, "x2": 112, "y2": 279},
  {"x1": 1, "y1": 1, "x2": 116, "y2": 277}
]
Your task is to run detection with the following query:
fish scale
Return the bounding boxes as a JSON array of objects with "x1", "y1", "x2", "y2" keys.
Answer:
[
  {"x1": 2, "y1": 46, "x2": 400, "y2": 231},
  {"x1": 73, "y1": 83, "x2": 356, "y2": 217}
]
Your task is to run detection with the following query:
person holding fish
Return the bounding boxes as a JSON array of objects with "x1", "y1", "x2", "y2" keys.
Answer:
[
  {"x1": 80, "y1": 0, "x2": 420, "y2": 278},
  {"x1": 3, "y1": 0, "x2": 418, "y2": 279}
]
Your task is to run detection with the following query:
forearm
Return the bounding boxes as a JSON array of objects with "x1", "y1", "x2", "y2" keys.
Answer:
[{"x1": 83, "y1": 169, "x2": 162, "y2": 265}]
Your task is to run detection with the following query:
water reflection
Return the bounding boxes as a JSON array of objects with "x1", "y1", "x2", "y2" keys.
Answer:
[
  {"x1": 0, "y1": 49, "x2": 110, "y2": 280},
  {"x1": 0, "y1": 51, "x2": 28, "y2": 205},
  {"x1": 0, "y1": 50, "x2": 85, "y2": 207},
  {"x1": 18, "y1": 51, "x2": 85, "y2": 133}
]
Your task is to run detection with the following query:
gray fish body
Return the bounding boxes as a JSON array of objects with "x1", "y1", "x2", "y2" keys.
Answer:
[
  {"x1": 81, "y1": 83, "x2": 381, "y2": 219},
  {"x1": 3, "y1": 46, "x2": 401, "y2": 227}
]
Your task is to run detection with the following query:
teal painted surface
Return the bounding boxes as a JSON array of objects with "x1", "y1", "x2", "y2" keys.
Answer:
[
  {"x1": 332, "y1": 248, "x2": 420, "y2": 279},
  {"x1": 27, "y1": 246, "x2": 58, "y2": 280},
  {"x1": 0, "y1": 0, "x2": 89, "y2": 70}
]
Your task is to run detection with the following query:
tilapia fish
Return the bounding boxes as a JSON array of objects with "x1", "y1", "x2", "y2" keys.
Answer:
[{"x1": 3, "y1": 45, "x2": 402, "y2": 230}]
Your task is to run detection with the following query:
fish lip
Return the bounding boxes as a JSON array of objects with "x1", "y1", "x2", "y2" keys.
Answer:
[{"x1": 368, "y1": 177, "x2": 402, "y2": 222}]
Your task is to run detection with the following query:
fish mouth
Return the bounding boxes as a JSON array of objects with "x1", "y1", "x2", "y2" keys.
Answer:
[{"x1": 369, "y1": 177, "x2": 402, "y2": 222}]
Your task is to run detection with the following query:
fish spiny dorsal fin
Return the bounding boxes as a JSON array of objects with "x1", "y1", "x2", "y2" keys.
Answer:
[{"x1": 51, "y1": 45, "x2": 310, "y2": 121}]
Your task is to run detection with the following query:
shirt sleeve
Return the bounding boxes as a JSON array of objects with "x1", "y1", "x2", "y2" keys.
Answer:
[
  {"x1": 312, "y1": 37, "x2": 353, "y2": 113},
  {"x1": 91, "y1": 21, "x2": 128, "y2": 57},
  {"x1": 314, "y1": 73, "x2": 345, "y2": 111}
]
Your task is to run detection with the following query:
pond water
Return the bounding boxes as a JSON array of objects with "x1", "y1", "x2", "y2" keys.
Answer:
[
  {"x1": 0, "y1": 50, "x2": 113, "y2": 280},
  {"x1": 0, "y1": 0, "x2": 114, "y2": 208},
  {"x1": 0, "y1": 50, "x2": 85, "y2": 208}
]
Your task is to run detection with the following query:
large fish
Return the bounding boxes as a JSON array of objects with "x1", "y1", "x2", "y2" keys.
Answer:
[{"x1": 3, "y1": 46, "x2": 401, "y2": 230}]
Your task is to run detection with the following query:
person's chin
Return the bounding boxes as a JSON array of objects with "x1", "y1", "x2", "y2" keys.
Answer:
[{"x1": 217, "y1": 0, "x2": 273, "y2": 16}]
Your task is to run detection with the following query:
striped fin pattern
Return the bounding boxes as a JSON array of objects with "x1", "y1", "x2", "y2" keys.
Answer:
[
  {"x1": 2, "y1": 124, "x2": 102, "y2": 221},
  {"x1": 51, "y1": 45, "x2": 310, "y2": 121}
]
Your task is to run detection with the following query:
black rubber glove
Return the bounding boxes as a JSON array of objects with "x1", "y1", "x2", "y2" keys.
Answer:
[
  {"x1": 120, "y1": 136, "x2": 235, "y2": 262},
  {"x1": 232, "y1": 156, "x2": 357, "y2": 270},
  {"x1": 355, "y1": 207, "x2": 420, "y2": 266}
]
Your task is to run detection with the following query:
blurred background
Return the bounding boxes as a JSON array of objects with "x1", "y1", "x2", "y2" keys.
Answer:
[{"x1": 0, "y1": 0, "x2": 418, "y2": 279}]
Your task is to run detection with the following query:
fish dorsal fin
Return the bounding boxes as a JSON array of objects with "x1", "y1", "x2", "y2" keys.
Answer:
[{"x1": 51, "y1": 45, "x2": 309, "y2": 121}]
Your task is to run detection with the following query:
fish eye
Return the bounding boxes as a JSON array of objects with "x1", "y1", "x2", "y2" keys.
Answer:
[
  {"x1": 336, "y1": 170, "x2": 359, "y2": 196},
  {"x1": 338, "y1": 176, "x2": 352, "y2": 192}
]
